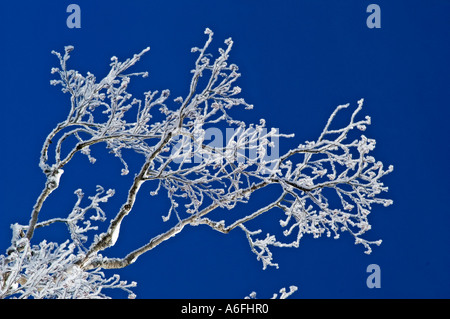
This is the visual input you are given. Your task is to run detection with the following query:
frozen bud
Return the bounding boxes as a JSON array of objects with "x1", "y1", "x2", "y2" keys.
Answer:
[
  {"x1": 161, "y1": 89, "x2": 170, "y2": 98},
  {"x1": 64, "y1": 45, "x2": 74, "y2": 53},
  {"x1": 232, "y1": 86, "x2": 241, "y2": 94},
  {"x1": 357, "y1": 124, "x2": 366, "y2": 131}
]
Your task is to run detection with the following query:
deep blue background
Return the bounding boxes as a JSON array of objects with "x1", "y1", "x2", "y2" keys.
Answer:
[{"x1": 0, "y1": 1, "x2": 449, "y2": 298}]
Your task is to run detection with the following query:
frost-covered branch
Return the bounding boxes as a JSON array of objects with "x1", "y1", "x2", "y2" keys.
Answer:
[
  {"x1": 27, "y1": 46, "x2": 154, "y2": 241},
  {"x1": 0, "y1": 239, "x2": 136, "y2": 299},
  {"x1": 1, "y1": 28, "x2": 393, "y2": 298},
  {"x1": 1, "y1": 187, "x2": 135, "y2": 299}
]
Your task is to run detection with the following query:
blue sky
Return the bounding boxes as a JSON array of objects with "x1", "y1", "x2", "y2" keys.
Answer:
[{"x1": 0, "y1": 1, "x2": 449, "y2": 298}]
